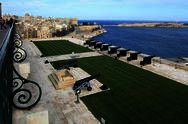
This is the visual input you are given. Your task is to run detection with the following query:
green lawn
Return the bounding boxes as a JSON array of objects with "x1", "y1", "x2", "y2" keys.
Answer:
[
  {"x1": 33, "y1": 40, "x2": 92, "y2": 57},
  {"x1": 51, "y1": 56, "x2": 188, "y2": 124}
]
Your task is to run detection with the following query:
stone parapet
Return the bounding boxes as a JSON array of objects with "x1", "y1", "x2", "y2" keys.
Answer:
[{"x1": 152, "y1": 57, "x2": 188, "y2": 71}]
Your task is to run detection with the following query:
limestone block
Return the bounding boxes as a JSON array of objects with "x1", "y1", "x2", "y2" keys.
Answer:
[
  {"x1": 27, "y1": 111, "x2": 49, "y2": 124},
  {"x1": 48, "y1": 69, "x2": 75, "y2": 90},
  {"x1": 18, "y1": 63, "x2": 30, "y2": 78}
]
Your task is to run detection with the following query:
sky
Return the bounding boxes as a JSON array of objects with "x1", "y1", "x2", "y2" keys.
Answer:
[{"x1": 1, "y1": 0, "x2": 188, "y2": 21}]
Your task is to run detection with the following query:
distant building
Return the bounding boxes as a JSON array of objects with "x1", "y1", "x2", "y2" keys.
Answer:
[
  {"x1": 24, "y1": 26, "x2": 37, "y2": 39},
  {"x1": 37, "y1": 27, "x2": 53, "y2": 39},
  {"x1": 24, "y1": 14, "x2": 33, "y2": 23},
  {"x1": 64, "y1": 18, "x2": 70, "y2": 25},
  {"x1": 4, "y1": 13, "x2": 77, "y2": 39},
  {"x1": 55, "y1": 24, "x2": 68, "y2": 31},
  {"x1": 69, "y1": 18, "x2": 78, "y2": 25},
  {"x1": 62, "y1": 24, "x2": 68, "y2": 29}
]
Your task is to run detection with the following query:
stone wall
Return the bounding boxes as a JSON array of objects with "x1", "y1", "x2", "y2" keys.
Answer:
[{"x1": 152, "y1": 57, "x2": 188, "y2": 71}]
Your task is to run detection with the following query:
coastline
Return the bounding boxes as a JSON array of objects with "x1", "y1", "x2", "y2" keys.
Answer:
[
  {"x1": 118, "y1": 22, "x2": 188, "y2": 28},
  {"x1": 23, "y1": 28, "x2": 107, "y2": 41}
]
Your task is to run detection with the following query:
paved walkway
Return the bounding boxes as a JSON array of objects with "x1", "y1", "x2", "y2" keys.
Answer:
[
  {"x1": 13, "y1": 41, "x2": 101, "y2": 124},
  {"x1": 43, "y1": 52, "x2": 102, "y2": 62}
]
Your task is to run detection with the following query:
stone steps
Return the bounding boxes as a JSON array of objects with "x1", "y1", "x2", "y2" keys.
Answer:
[{"x1": 48, "y1": 72, "x2": 75, "y2": 90}]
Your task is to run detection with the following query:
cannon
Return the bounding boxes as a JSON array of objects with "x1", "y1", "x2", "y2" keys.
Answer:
[
  {"x1": 94, "y1": 42, "x2": 103, "y2": 49},
  {"x1": 117, "y1": 48, "x2": 130, "y2": 58},
  {"x1": 127, "y1": 51, "x2": 141, "y2": 61},
  {"x1": 73, "y1": 74, "x2": 100, "y2": 93},
  {"x1": 108, "y1": 46, "x2": 120, "y2": 55},
  {"x1": 100, "y1": 44, "x2": 111, "y2": 51},
  {"x1": 140, "y1": 55, "x2": 155, "y2": 66},
  {"x1": 89, "y1": 41, "x2": 97, "y2": 47},
  {"x1": 84, "y1": 39, "x2": 92, "y2": 45}
]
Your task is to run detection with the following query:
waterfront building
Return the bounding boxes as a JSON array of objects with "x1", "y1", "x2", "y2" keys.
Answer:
[
  {"x1": 69, "y1": 18, "x2": 78, "y2": 25},
  {"x1": 2, "y1": 13, "x2": 78, "y2": 39}
]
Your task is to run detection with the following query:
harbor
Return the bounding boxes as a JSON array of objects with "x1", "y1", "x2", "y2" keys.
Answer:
[{"x1": 1, "y1": 0, "x2": 188, "y2": 124}]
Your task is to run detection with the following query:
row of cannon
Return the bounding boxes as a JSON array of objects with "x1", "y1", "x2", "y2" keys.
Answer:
[{"x1": 84, "y1": 40, "x2": 155, "y2": 66}]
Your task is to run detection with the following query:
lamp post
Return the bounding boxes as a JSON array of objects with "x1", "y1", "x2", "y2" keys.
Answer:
[{"x1": 75, "y1": 89, "x2": 81, "y2": 104}]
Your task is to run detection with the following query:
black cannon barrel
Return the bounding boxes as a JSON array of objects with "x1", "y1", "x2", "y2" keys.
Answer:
[
  {"x1": 84, "y1": 39, "x2": 91, "y2": 45},
  {"x1": 117, "y1": 48, "x2": 130, "y2": 57},
  {"x1": 140, "y1": 55, "x2": 155, "y2": 66},
  {"x1": 127, "y1": 52, "x2": 141, "y2": 61},
  {"x1": 89, "y1": 41, "x2": 97, "y2": 47},
  {"x1": 94, "y1": 42, "x2": 103, "y2": 49},
  {"x1": 108, "y1": 46, "x2": 120, "y2": 54},
  {"x1": 100, "y1": 44, "x2": 110, "y2": 51},
  {"x1": 73, "y1": 74, "x2": 100, "y2": 91}
]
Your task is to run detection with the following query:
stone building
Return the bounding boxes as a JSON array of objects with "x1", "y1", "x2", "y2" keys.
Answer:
[
  {"x1": 37, "y1": 27, "x2": 53, "y2": 39},
  {"x1": 69, "y1": 18, "x2": 78, "y2": 25},
  {"x1": 24, "y1": 26, "x2": 37, "y2": 39},
  {"x1": 24, "y1": 13, "x2": 33, "y2": 23},
  {"x1": 4, "y1": 13, "x2": 78, "y2": 39}
]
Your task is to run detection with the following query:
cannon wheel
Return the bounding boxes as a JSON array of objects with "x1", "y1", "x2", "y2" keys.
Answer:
[{"x1": 87, "y1": 87, "x2": 92, "y2": 91}]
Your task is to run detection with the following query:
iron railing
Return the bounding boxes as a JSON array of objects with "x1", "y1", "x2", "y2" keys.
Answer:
[
  {"x1": 0, "y1": 23, "x2": 42, "y2": 124},
  {"x1": 0, "y1": 24, "x2": 14, "y2": 124}
]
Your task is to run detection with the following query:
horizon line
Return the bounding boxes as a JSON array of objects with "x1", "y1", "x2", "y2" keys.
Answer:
[{"x1": 78, "y1": 19, "x2": 188, "y2": 22}]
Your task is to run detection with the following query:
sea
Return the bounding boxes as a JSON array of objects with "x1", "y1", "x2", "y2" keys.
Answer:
[{"x1": 79, "y1": 20, "x2": 188, "y2": 58}]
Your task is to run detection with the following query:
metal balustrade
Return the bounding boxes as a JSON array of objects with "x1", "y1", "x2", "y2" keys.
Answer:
[{"x1": 0, "y1": 23, "x2": 42, "y2": 124}]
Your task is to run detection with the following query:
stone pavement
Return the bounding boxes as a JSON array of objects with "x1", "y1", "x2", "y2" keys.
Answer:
[
  {"x1": 43, "y1": 52, "x2": 102, "y2": 62},
  {"x1": 13, "y1": 41, "x2": 101, "y2": 124}
]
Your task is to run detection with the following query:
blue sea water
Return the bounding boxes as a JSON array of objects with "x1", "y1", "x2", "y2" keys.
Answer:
[{"x1": 79, "y1": 20, "x2": 188, "y2": 58}]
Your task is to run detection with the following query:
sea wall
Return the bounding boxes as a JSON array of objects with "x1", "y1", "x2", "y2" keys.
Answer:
[
  {"x1": 84, "y1": 37, "x2": 188, "y2": 72},
  {"x1": 137, "y1": 53, "x2": 150, "y2": 61},
  {"x1": 152, "y1": 57, "x2": 188, "y2": 71}
]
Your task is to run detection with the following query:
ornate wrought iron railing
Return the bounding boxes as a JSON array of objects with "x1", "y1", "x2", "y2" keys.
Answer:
[
  {"x1": 0, "y1": 23, "x2": 42, "y2": 124},
  {"x1": 12, "y1": 33, "x2": 42, "y2": 110},
  {"x1": 0, "y1": 23, "x2": 14, "y2": 124}
]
